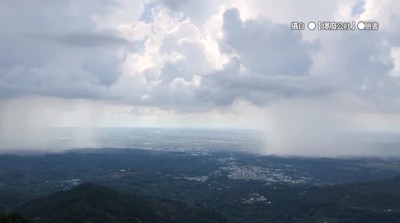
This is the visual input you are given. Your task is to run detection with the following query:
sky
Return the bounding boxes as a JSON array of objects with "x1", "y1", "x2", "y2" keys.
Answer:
[{"x1": 0, "y1": 0, "x2": 400, "y2": 156}]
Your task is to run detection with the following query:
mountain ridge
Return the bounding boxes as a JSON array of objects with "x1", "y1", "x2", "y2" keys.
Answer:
[{"x1": 17, "y1": 182, "x2": 230, "y2": 223}]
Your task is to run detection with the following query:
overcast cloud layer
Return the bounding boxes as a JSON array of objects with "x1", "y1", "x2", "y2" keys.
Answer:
[{"x1": 1, "y1": 0, "x2": 400, "y2": 156}]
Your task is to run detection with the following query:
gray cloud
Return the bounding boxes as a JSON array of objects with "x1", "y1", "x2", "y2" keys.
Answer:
[
  {"x1": 0, "y1": 0, "x2": 127, "y2": 99},
  {"x1": 125, "y1": 7, "x2": 324, "y2": 110},
  {"x1": 1, "y1": 1, "x2": 400, "y2": 156},
  {"x1": 155, "y1": 0, "x2": 188, "y2": 9},
  {"x1": 1, "y1": 2, "x2": 398, "y2": 112},
  {"x1": 50, "y1": 32, "x2": 128, "y2": 48},
  {"x1": 221, "y1": 8, "x2": 319, "y2": 76}
]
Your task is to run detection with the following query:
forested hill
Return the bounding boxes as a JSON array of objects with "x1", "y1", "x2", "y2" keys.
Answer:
[
  {"x1": 16, "y1": 183, "x2": 230, "y2": 223},
  {"x1": 8, "y1": 177, "x2": 400, "y2": 223}
]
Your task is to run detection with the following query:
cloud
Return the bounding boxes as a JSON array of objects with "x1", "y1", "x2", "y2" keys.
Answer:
[
  {"x1": 221, "y1": 8, "x2": 318, "y2": 76},
  {"x1": 155, "y1": 0, "x2": 188, "y2": 9},
  {"x1": 109, "y1": 6, "x2": 323, "y2": 109},
  {"x1": 3, "y1": 1, "x2": 395, "y2": 108},
  {"x1": 1, "y1": 0, "x2": 400, "y2": 156},
  {"x1": 351, "y1": 0, "x2": 366, "y2": 16},
  {"x1": 0, "y1": 0, "x2": 132, "y2": 99},
  {"x1": 52, "y1": 31, "x2": 128, "y2": 48}
]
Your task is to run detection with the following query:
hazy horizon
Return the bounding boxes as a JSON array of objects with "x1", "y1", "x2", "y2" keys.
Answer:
[{"x1": 0, "y1": 127, "x2": 399, "y2": 158}]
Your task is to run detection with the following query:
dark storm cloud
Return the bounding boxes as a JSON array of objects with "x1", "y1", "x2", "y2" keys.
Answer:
[
  {"x1": 0, "y1": 1, "x2": 399, "y2": 113},
  {"x1": 125, "y1": 7, "x2": 324, "y2": 110},
  {"x1": 0, "y1": 81, "x2": 107, "y2": 100},
  {"x1": 155, "y1": 0, "x2": 188, "y2": 9},
  {"x1": 195, "y1": 58, "x2": 335, "y2": 107},
  {"x1": 1, "y1": 0, "x2": 400, "y2": 156},
  {"x1": 0, "y1": 1, "x2": 336, "y2": 108},
  {"x1": 0, "y1": 0, "x2": 127, "y2": 99},
  {"x1": 173, "y1": 8, "x2": 324, "y2": 107},
  {"x1": 51, "y1": 32, "x2": 128, "y2": 48},
  {"x1": 221, "y1": 8, "x2": 318, "y2": 76}
]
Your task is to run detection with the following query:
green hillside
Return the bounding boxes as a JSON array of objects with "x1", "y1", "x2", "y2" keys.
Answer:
[{"x1": 16, "y1": 183, "x2": 229, "y2": 223}]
